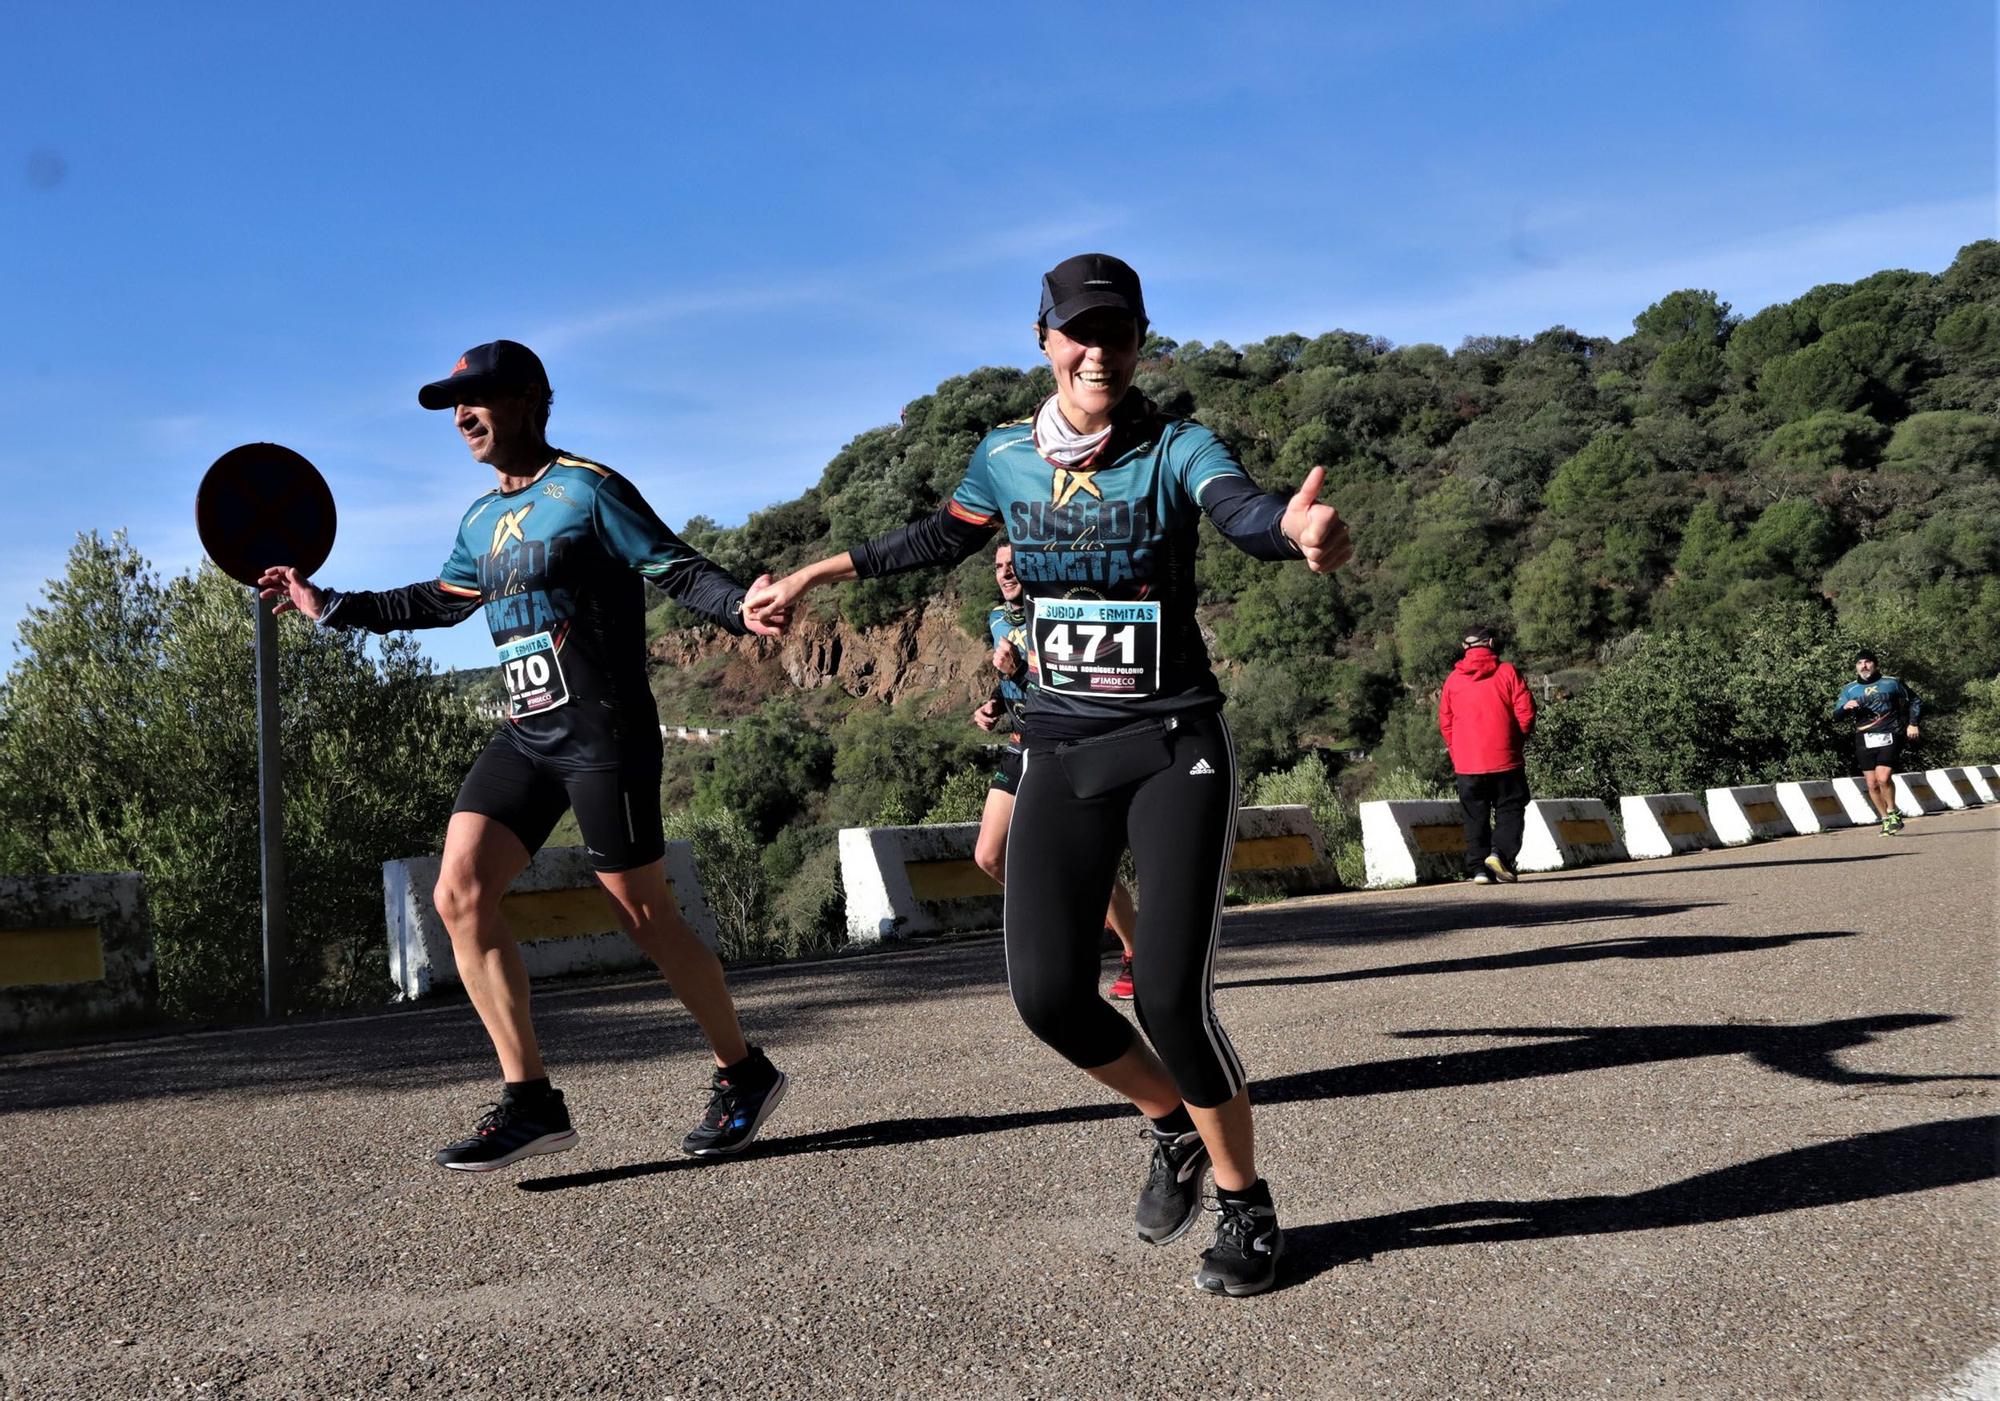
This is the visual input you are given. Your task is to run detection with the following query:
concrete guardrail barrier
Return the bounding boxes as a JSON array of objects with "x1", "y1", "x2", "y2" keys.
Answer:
[
  {"x1": 383, "y1": 843, "x2": 719, "y2": 1000},
  {"x1": 1959, "y1": 765, "x2": 1999, "y2": 803},
  {"x1": 839, "y1": 805, "x2": 1335, "y2": 943},
  {"x1": 1775, "y1": 779, "x2": 1858, "y2": 834},
  {"x1": 0, "y1": 872, "x2": 157, "y2": 1039},
  {"x1": 1620, "y1": 793, "x2": 1720, "y2": 859},
  {"x1": 1923, "y1": 768, "x2": 1983, "y2": 809},
  {"x1": 1891, "y1": 772, "x2": 1949, "y2": 819},
  {"x1": 1360, "y1": 799, "x2": 1467, "y2": 888},
  {"x1": 1827, "y1": 776, "x2": 1880, "y2": 825},
  {"x1": 1706, "y1": 785, "x2": 1798, "y2": 845},
  {"x1": 1515, "y1": 799, "x2": 1628, "y2": 872}
]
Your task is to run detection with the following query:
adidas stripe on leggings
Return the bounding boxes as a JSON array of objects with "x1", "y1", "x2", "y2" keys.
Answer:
[{"x1": 1002, "y1": 708, "x2": 1247, "y2": 1108}]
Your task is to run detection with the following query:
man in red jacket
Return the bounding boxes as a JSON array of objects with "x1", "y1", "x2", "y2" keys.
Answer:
[{"x1": 1437, "y1": 624, "x2": 1536, "y2": 883}]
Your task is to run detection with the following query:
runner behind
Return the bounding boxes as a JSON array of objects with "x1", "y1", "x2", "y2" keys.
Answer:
[
  {"x1": 972, "y1": 543, "x2": 1139, "y2": 997},
  {"x1": 1833, "y1": 650, "x2": 1922, "y2": 834}
]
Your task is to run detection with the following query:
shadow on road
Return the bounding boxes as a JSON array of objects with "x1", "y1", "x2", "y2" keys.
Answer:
[
  {"x1": 1278, "y1": 1114, "x2": 2000, "y2": 1287},
  {"x1": 1551, "y1": 853, "x2": 1910, "y2": 881},
  {"x1": 517, "y1": 1011, "x2": 1992, "y2": 1193},
  {"x1": 1220, "y1": 898, "x2": 1725, "y2": 952},
  {"x1": 1221, "y1": 929, "x2": 1856, "y2": 991}
]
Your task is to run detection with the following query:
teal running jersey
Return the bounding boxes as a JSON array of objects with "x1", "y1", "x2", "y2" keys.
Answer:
[
  {"x1": 322, "y1": 453, "x2": 749, "y2": 769},
  {"x1": 853, "y1": 394, "x2": 1296, "y2": 739}
]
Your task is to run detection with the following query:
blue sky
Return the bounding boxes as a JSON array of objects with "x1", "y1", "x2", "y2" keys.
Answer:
[{"x1": 4, "y1": 1, "x2": 1993, "y2": 674}]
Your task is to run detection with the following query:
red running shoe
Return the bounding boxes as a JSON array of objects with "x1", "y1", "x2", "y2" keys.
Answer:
[{"x1": 1109, "y1": 950, "x2": 1135, "y2": 1001}]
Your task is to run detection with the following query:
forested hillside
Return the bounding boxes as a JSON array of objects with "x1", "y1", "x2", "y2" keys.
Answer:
[{"x1": 664, "y1": 242, "x2": 1998, "y2": 762}]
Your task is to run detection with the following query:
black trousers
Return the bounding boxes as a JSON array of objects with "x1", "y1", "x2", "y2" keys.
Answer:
[
  {"x1": 1456, "y1": 769, "x2": 1530, "y2": 873},
  {"x1": 1003, "y1": 710, "x2": 1246, "y2": 1108}
]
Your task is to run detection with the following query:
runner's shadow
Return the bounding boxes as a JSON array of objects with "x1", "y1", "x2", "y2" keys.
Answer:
[
  {"x1": 1564, "y1": 853, "x2": 1908, "y2": 880},
  {"x1": 520, "y1": 1011, "x2": 1991, "y2": 1192},
  {"x1": 1277, "y1": 1114, "x2": 1999, "y2": 1289},
  {"x1": 1220, "y1": 929, "x2": 1855, "y2": 991}
]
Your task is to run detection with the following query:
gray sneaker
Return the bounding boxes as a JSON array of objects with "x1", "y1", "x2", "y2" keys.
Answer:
[{"x1": 1135, "y1": 1128, "x2": 1210, "y2": 1244}]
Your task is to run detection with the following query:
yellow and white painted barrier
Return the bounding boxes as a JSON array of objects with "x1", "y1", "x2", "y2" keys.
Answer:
[
  {"x1": 1360, "y1": 800, "x2": 1467, "y2": 888},
  {"x1": 1706, "y1": 785, "x2": 1798, "y2": 845},
  {"x1": 1892, "y1": 772, "x2": 1949, "y2": 819},
  {"x1": 1924, "y1": 768, "x2": 1983, "y2": 809},
  {"x1": 1828, "y1": 776, "x2": 1880, "y2": 824},
  {"x1": 1775, "y1": 779, "x2": 1858, "y2": 834},
  {"x1": 1516, "y1": 799, "x2": 1628, "y2": 872},
  {"x1": 0, "y1": 873, "x2": 157, "y2": 1038},
  {"x1": 839, "y1": 805, "x2": 1335, "y2": 942},
  {"x1": 1620, "y1": 793, "x2": 1720, "y2": 859},
  {"x1": 383, "y1": 844, "x2": 718, "y2": 1000},
  {"x1": 1959, "y1": 765, "x2": 1999, "y2": 803}
]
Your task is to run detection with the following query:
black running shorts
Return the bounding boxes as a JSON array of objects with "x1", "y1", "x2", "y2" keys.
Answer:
[
  {"x1": 1853, "y1": 730, "x2": 1905, "y2": 774},
  {"x1": 989, "y1": 743, "x2": 1024, "y2": 796},
  {"x1": 453, "y1": 731, "x2": 666, "y2": 872}
]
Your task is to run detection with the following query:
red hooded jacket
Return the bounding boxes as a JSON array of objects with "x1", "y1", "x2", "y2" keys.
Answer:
[{"x1": 1438, "y1": 647, "x2": 1535, "y2": 774}]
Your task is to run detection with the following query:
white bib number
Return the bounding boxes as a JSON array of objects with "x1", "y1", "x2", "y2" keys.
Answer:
[
  {"x1": 497, "y1": 630, "x2": 570, "y2": 720},
  {"x1": 1862, "y1": 730, "x2": 1895, "y2": 749},
  {"x1": 1031, "y1": 599, "x2": 1161, "y2": 698}
]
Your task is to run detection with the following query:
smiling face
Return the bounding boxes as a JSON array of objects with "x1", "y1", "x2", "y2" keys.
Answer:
[
  {"x1": 452, "y1": 390, "x2": 543, "y2": 467},
  {"x1": 1856, "y1": 658, "x2": 1879, "y2": 683},
  {"x1": 993, "y1": 544, "x2": 1022, "y2": 602},
  {"x1": 1041, "y1": 308, "x2": 1141, "y2": 433}
]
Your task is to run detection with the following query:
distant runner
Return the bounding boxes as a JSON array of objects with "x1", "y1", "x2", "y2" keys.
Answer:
[
  {"x1": 1833, "y1": 650, "x2": 1921, "y2": 835},
  {"x1": 258, "y1": 340, "x2": 792, "y2": 1171},
  {"x1": 972, "y1": 543, "x2": 1139, "y2": 998},
  {"x1": 749, "y1": 254, "x2": 1352, "y2": 1297}
]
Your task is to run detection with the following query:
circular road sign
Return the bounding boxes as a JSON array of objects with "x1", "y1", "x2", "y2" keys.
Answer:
[{"x1": 195, "y1": 443, "x2": 337, "y2": 587}]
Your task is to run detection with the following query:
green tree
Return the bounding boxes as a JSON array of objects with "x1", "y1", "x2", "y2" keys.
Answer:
[
  {"x1": 1512, "y1": 540, "x2": 1598, "y2": 661},
  {"x1": 695, "y1": 698, "x2": 836, "y2": 840},
  {"x1": 0, "y1": 535, "x2": 486, "y2": 1018},
  {"x1": 1880, "y1": 411, "x2": 2000, "y2": 475}
]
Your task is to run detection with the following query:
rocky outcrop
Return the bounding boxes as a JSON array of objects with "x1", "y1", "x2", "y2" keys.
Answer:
[{"x1": 648, "y1": 597, "x2": 993, "y2": 718}]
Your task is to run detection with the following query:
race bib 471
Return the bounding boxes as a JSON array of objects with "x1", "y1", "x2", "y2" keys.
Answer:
[{"x1": 1031, "y1": 598, "x2": 1161, "y2": 697}]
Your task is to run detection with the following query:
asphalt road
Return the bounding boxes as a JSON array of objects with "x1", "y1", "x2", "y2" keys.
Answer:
[{"x1": 3, "y1": 809, "x2": 1996, "y2": 1400}]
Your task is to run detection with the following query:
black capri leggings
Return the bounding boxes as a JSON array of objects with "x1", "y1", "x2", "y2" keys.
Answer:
[{"x1": 1003, "y1": 709, "x2": 1246, "y2": 1108}]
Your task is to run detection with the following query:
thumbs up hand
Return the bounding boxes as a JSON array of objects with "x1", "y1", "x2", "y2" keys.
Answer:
[{"x1": 1280, "y1": 466, "x2": 1352, "y2": 574}]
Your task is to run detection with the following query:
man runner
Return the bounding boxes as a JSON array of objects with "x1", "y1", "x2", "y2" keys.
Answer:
[
  {"x1": 1833, "y1": 650, "x2": 1922, "y2": 834},
  {"x1": 257, "y1": 339, "x2": 790, "y2": 1171},
  {"x1": 971, "y1": 543, "x2": 1138, "y2": 996}
]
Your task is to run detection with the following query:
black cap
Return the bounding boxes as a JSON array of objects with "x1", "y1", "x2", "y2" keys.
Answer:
[
  {"x1": 1038, "y1": 253, "x2": 1147, "y2": 332},
  {"x1": 1462, "y1": 624, "x2": 1496, "y2": 648},
  {"x1": 1855, "y1": 649, "x2": 1879, "y2": 664},
  {"x1": 418, "y1": 340, "x2": 550, "y2": 410}
]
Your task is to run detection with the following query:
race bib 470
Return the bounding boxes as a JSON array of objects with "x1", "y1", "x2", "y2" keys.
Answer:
[
  {"x1": 1031, "y1": 598, "x2": 1161, "y2": 697},
  {"x1": 498, "y1": 630, "x2": 570, "y2": 720}
]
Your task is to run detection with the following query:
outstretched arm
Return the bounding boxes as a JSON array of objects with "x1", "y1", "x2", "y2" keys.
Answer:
[
  {"x1": 747, "y1": 505, "x2": 997, "y2": 628},
  {"x1": 257, "y1": 566, "x2": 480, "y2": 632}
]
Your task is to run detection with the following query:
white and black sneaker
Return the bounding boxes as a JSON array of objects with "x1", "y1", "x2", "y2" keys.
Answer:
[
  {"x1": 1195, "y1": 1192, "x2": 1284, "y2": 1296},
  {"x1": 681, "y1": 1047, "x2": 789, "y2": 1157},
  {"x1": 1135, "y1": 1127, "x2": 1210, "y2": 1244},
  {"x1": 434, "y1": 1091, "x2": 578, "y2": 1172}
]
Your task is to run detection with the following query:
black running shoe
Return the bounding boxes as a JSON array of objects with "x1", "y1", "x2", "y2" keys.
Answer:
[
  {"x1": 681, "y1": 1049, "x2": 788, "y2": 1158},
  {"x1": 434, "y1": 1092, "x2": 578, "y2": 1173},
  {"x1": 1195, "y1": 1194, "x2": 1284, "y2": 1296},
  {"x1": 1135, "y1": 1128, "x2": 1210, "y2": 1244}
]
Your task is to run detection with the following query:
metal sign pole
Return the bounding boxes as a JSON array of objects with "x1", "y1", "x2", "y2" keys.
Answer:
[{"x1": 253, "y1": 588, "x2": 288, "y2": 1017}]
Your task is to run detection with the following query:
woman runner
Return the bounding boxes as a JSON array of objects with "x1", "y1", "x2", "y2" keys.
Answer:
[{"x1": 749, "y1": 254, "x2": 1350, "y2": 1295}]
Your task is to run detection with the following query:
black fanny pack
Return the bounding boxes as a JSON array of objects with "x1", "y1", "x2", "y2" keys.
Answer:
[{"x1": 1052, "y1": 717, "x2": 1179, "y2": 799}]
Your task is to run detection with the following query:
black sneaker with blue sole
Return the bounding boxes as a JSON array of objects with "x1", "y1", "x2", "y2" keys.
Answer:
[
  {"x1": 434, "y1": 1091, "x2": 578, "y2": 1173},
  {"x1": 681, "y1": 1048, "x2": 788, "y2": 1158}
]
